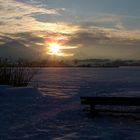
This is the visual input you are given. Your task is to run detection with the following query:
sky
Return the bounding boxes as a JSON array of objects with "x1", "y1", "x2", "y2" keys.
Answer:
[{"x1": 0, "y1": 0, "x2": 140, "y2": 60}]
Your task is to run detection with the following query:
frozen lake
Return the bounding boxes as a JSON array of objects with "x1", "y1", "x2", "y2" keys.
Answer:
[
  {"x1": 33, "y1": 67, "x2": 140, "y2": 139},
  {"x1": 0, "y1": 67, "x2": 140, "y2": 139},
  {"x1": 34, "y1": 67, "x2": 140, "y2": 98}
]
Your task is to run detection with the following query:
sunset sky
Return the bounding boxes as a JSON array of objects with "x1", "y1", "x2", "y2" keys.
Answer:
[{"x1": 0, "y1": 0, "x2": 140, "y2": 60}]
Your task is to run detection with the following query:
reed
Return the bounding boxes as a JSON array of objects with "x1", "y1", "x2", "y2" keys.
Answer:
[{"x1": 0, "y1": 66, "x2": 37, "y2": 87}]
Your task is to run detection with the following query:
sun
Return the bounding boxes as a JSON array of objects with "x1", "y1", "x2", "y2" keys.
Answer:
[
  {"x1": 46, "y1": 40, "x2": 78, "y2": 57},
  {"x1": 48, "y1": 43, "x2": 62, "y2": 56}
]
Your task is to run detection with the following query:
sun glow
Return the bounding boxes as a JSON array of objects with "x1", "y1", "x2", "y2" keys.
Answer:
[
  {"x1": 48, "y1": 43, "x2": 63, "y2": 56},
  {"x1": 45, "y1": 34, "x2": 79, "y2": 57},
  {"x1": 47, "y1": 42, "x2": 78, "y2": 57}
]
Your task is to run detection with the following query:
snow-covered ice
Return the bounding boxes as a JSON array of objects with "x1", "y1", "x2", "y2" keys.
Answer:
[{"x1": 0, "y1": 67, "x2": 140, "y2": 140}]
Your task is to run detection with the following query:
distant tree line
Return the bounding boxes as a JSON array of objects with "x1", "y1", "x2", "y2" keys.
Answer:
[{"x1": 0, "y1": 57, "x2": 140, "y2": 67}]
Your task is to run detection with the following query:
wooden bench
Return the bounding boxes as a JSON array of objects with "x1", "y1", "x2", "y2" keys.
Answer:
[{"x1": 80, "y1": 96, "x2": 140, "y2": 113}]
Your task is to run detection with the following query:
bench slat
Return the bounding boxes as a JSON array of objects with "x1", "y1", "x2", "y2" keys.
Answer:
[{"x1": 81, "y1": 96, "x2": 140, "y2": 106}]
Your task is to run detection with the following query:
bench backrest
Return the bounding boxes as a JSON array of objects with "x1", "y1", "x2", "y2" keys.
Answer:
[{"x1": 81, "y1": 97, "x2": 140, "y2": 106}]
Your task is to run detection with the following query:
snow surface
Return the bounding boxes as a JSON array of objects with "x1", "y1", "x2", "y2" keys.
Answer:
[
  {"x1": 0, "y1": 67, "x2": 140, "y2": 140},
  {"x1": 0, "y1": 85, "x2": 11, "y2": 95}
]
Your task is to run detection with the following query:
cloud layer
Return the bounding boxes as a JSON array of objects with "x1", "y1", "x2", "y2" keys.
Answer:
[{"x1": 0, "y1": 0, "x2": 140, "y2": 60}]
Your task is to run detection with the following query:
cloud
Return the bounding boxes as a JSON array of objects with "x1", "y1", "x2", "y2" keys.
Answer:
[
  {"x1": 0, "y1": 0, "x2": 140, "y2": 60},
  {"x1": 69, "y1": 26, "x2": 140, "y2": 47},
  {"x1": 1, "y1": 26, "x2": 140, "y2": 60},
  {"x1": 66, "y1": 26, "x2": 140, "y2": 59},
  {"x1": 0, "y1": 39, "x2": 39, "y2": 60},
  {"x1": 94, "y1": 16, "x2": 122, "y2": 23},
  {"x1": 0, "y1": 0, "x2": 58, "y2": 18},
  {"x1": 0, "y1": 31, "x2": 48, "y2": 59},
  {"x1": 115, "y1": 22, "x2": 125, "y2": 30},
  {"x1": 0, "y1": 31, "x2": 79, "y2": 59},
  {"x1": 0, "y1": 0, "x2": 79, "y2": 35}
]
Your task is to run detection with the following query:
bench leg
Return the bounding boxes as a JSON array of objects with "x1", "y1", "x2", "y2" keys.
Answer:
[
  {"x1": 90, "y1": 105, "x2": 98, "y2": 115},
  {"x1": 90, "y1": 105, "x2": 95, "y2": 110}
]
